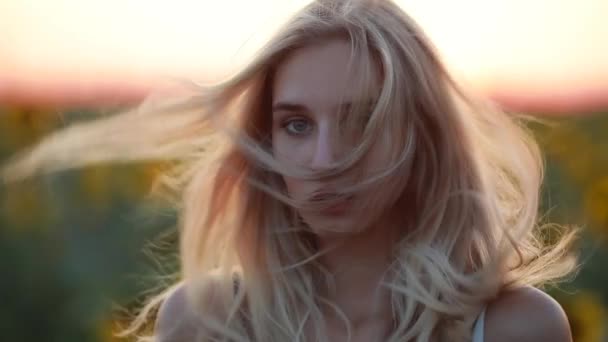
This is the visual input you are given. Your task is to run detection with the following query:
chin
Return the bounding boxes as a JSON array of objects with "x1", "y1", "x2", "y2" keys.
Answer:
[{"x1": 303, "y1": 213, "x2": 363, "y2": 236}]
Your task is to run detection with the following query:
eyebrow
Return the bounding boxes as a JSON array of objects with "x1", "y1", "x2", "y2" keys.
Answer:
[
  {"x1": 271, "y1": 102, "x2": 310, "y2": 114},
  {"x1": 271, "y1": 100, "x2": 376, "y2": 114}
]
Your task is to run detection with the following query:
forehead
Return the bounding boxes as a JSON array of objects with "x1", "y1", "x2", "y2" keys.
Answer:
[{"x1": 272, "y1": 38, "x2": 379, "y2": 110}]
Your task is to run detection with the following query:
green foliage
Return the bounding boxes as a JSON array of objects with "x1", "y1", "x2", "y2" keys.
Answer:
[{"x1": 0, "y1": 106, "x2": 178, "y2": 342}]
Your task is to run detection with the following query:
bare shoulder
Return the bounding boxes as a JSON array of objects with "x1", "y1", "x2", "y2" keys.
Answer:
[
  {"x1": 484, "y1": 285, "x2": 572, "y2": 342},
  {"x1": 154, "y1": 282, "x2": 203, "y2": 342},
  {"x1": 154, "y1": 275, "x2": 233, "y2": 342}
]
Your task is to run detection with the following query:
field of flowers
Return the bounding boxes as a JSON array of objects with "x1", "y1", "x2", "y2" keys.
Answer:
[{"x1": 1, "y1": 106, "x2": 607, "y2": 341}]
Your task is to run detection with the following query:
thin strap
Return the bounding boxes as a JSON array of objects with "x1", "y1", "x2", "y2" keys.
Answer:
[{"x1": 472, "y1": 307, "x2": 486, "y2": 342}]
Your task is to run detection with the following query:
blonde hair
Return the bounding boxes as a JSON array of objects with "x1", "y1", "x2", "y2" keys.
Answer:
[{"x1": 2, "y1": 0, "x2": 578, "y2": 341}]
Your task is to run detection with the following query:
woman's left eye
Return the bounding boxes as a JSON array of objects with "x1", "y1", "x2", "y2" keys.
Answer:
[{"x1": 282, "y1": 117, "x2": 313, "y2": 136}]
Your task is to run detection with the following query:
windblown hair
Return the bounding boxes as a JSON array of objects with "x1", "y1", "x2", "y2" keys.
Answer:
[{"x1": 2, "y1": 0, "x2": 578, "y2": 341}]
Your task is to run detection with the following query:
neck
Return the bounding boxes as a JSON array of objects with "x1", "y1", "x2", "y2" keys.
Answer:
[{"x1": 317, "y1": 222, "x2": 397, "y2": 328}]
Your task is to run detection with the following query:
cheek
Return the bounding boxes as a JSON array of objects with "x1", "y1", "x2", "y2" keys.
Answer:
[
  {"x1": 273, "y1": 137, "x2": 308, "y2": 200},
  {"x1": 362, "y1": 137, "x2": 393, "y2": 175},
  {"x1": 283, "y1": 176, "x2": 307, "y2": 199},
  {"x1": 273, "y1": 137, "x2": 310, "y2": 166}
]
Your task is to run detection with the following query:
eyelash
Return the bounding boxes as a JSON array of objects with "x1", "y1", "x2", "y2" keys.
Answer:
[
  {"x1": 278, "y1": 109, "x2": 374, "y2": 137},
  {"x1": 280, "y1": 116, "x2": 313, "y2": 136}
]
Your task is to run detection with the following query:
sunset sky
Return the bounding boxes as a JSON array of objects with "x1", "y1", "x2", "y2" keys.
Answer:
[{"x1": 0, "y1": 0, "x2": 606, "y2": 112}]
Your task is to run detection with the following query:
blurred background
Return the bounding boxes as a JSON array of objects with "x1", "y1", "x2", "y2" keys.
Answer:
[{"x1": 1, "y1": 0, "x2": 607, "y2": 341}]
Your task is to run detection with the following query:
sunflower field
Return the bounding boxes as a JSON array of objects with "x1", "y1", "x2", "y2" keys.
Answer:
[{"x1": 1, "y1": 106, "x2": 607, "y2": 341}]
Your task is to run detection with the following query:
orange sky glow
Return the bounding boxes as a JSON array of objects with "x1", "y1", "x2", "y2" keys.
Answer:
[{"x1": 0, "y1": 0, "x2": 606, "y2": 113}]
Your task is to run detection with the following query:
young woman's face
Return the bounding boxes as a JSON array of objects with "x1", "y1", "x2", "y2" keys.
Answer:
[{"x1": 271, "y1": 38, "x2": 389, "y2": 234}]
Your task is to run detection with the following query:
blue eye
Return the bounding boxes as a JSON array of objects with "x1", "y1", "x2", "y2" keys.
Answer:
[{"x1": 283, "y1": 117, "x2": 313, "y2": 136}]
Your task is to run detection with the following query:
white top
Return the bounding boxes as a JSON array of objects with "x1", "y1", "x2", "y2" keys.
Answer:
[{"x1": 472, "y1": 307, "x2": 486, "y2": 342}]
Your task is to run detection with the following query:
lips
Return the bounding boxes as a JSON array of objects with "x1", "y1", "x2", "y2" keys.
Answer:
[
  {"x1": 308, "y1": 191, "x2": 354, "y2": 215},
  {"x1": 309, "y1": 191, "x2": 351, "y2": 202}
]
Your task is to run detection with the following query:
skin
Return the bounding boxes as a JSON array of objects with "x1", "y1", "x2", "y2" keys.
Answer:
[
  {"x1": 155, "y1": 38, "x2": 573, "y2": 341},
  {"x1": 271, "y1": 38, "x2": 393, "y2": 238}
]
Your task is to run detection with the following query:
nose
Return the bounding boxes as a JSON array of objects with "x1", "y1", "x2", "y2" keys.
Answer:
[{"x1": 310, "y1": 124, "x2": 338, "y2": 170}]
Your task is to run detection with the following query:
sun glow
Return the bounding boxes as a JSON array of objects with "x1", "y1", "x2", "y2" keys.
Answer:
[{"x1": 0, "y1": 0, "x2": 606, "y2": 110}]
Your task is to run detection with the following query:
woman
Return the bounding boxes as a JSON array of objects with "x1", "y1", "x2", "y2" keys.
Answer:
[{"x1": 3, "y1": 0, "x2": 578, "y2": 341}]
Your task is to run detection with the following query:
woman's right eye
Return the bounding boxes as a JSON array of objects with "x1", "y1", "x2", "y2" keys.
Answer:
[{"x1": 282, "y1": 117, "x2": 313, "y2": 136}]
